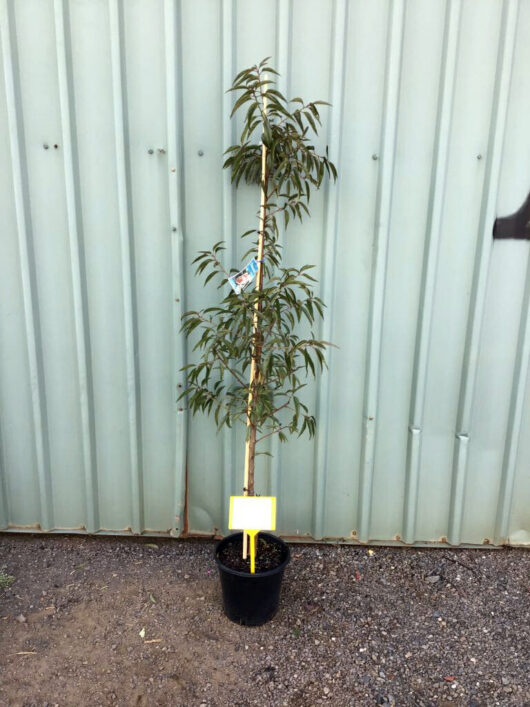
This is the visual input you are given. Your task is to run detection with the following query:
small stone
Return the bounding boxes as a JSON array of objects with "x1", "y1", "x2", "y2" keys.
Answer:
[
  {"x1": 426, "y1": 575, "x2": 441, "y2": 583},
  {"x1": 15, "y1": 614, "x2": 26, "y2": 623},
  {"x1": 501, "y1": 677, "x2": 509, "y2": 685},
  {"x1": 405, "y1": 652, "x2": 412, "y2": 659},
  {"x1": 323, "y1": 687, "x2": 330, "y2": 695}
]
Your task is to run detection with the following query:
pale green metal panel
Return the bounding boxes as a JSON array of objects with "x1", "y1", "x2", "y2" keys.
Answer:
[{"x1": 0, "y1": 0, "x2": 528, "y2": 545}]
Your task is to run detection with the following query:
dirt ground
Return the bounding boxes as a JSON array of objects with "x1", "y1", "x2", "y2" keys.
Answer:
[{"x1": 0, "y1": 535, "x2": 528, "y2": 707}]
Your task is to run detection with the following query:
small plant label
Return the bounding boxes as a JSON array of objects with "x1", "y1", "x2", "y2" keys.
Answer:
[
  {"x1": 228, "y1": 258, "x2": 259, "y2": 295},
  {"x1": 229, "y1": 496, "x2": 276, "y2": 532},
  {"x1": 229, "y1": 496, "x2": 277, "y2": 574}
]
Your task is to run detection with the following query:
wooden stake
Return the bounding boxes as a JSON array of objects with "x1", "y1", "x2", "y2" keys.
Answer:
[{"x1": 243, "y1": 80, "x2": 268, "y2": 561}]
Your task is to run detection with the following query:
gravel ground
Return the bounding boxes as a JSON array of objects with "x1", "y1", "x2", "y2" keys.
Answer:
[{"x1": 0, "y1": 534, "x2": 528, "y2": 706}]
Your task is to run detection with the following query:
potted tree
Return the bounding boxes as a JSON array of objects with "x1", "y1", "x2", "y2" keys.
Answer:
[{"x1": 180, "y1": 58, "x2": 337, "y2": 625}]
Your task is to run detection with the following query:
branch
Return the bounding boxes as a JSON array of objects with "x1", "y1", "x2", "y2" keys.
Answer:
[
  {"x1": 192, "y1": 313, "x2": 249, "y2": 387},
  {"x1": 210, "y1": 251, "x2": 231, "y2": 280},
  {"x1": 213, "y1": 352, "x2": 248, "y2": 389},
  {"x1": 255, "y1": 425, "x2": 291, "y2": 444},
  {"x1": 271, "y1": 399, "x2": 293, "y2": 416}
]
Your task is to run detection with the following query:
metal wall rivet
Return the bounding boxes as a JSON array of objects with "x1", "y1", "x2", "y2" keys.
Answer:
[
  {"x1": 372, "y1": 153, "x2": 379, "y2": 161},
  {"x1": 172, "y1": 227, "x2": 177, "y2": 232},
  {"x1": 43, "y1": 144, "x2": 49, "y2": 150},
  {"x1": 53, "y1": 144, "x2": 58, "y2": 149},
  {"x1": 158, "y1": 148, "x2": 166, "y2": 155},
  {"x1": 477, "y1": 154, "x2": 482, "y2": 160},
  {"x1": 198, "y1": 150, "x2": 204, "y2": 157},
  {"x1": 148, "y1": 148, "x2": 154, "y2": 154}
]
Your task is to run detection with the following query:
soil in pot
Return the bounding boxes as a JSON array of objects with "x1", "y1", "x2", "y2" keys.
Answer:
[{"x1": 217, "y1": 533, "x2": 284, "y2": 573}]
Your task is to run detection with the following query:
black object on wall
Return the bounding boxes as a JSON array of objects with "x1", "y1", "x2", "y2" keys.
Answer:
[{"x1": 493, "y1": 191, "x2": 530, "y2": 240}]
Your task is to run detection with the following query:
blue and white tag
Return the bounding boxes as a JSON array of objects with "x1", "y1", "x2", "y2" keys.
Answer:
[{"x1": 228, "y1": 258, "x2": 259, "y2": 295}]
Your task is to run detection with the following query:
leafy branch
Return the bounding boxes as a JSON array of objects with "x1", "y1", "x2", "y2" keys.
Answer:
[{"x1": 180, "y1": 58, "x2": 337, "y2": 494}]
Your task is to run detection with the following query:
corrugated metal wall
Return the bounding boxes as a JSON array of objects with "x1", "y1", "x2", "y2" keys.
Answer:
[{"x1": 0, "y1": 0, "x2": 529, "y2": 546}]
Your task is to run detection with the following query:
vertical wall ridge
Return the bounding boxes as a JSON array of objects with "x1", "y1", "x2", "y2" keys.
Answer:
[
  {"x1": 495, "y1": 248, "x2": 530, "y2": 542},
  {"x1": 311, "y1": 0, "x2": 348, "y2": 540},
  {"x1": 164, "y1": 0, "x2": 187, "y2": 537},
  {"x1": 0, "y1": 0, "x2": 53, "y2": 530},
  {"x1": 220, "y1": 0, "x2": 235, "y2": 531},
  {"x1": 269, "y1": 0, "x2": 292, "y2": 508},
  {"x1": 402, "y1": 0, "x2": 461, "y2": 544},
  {"x1": 53, "y1": 0, "x2": 99, "y2": 533},
  {"x1": 0, "y1": 423, "x2": 8, "y2": 528},
  {"x1": 448, "y1": 0, "x2": 519, "y2": 545},
  {"x1": 357, "y1": 0, "x2": 405, "y2": 543},
  {"x1": 109, "y1": 0, "x2": 144, "y2": 534}
]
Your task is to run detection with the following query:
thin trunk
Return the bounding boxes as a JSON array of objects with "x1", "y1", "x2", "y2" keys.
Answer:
[
  {"x1": 246, "y1": 259, "x2": 266, "y2": 497},
  {"x1": 242, "y1": 83, "x2": 268, "y2": 558},
  {"x1": 247, "y1": 424, "x2": 256, "y2": 496},
  {"x1": 244, "y1": 222, "x2": 266, "y2": 498}
]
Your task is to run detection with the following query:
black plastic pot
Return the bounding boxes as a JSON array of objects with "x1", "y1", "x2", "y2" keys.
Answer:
[{"x1": 215, "y1": 532, "x2": 290, "y2": 626}]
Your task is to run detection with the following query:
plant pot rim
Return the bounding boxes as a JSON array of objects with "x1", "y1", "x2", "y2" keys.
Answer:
[{"x1": 215, "y1": 531, "x2": 290, "y2": 579}]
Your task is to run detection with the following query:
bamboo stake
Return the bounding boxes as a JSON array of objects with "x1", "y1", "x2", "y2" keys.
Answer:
[{"x1": 242, "y1": 80, "x2": 268, "y2": 560}]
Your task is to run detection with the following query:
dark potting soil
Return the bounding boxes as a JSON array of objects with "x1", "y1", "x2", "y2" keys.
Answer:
[{"x1": 217, "y1": 534, "x2": 284, "y2": 573}]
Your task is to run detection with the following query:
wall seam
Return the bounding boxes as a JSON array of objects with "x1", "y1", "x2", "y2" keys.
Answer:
[
  {"x1": 448, "y1": 0, "x2": 519, "y2": 545},
  {"x1": 164, "y1": 0, "x2": 187, "y2": 537},
  {"x1": 109, "y1": 0, "x2": 144, "y2": 534},
  {"x1": 357, "y1": 0, "x2": 405, "y2": 543},
  {"x1": 54, "y1": 0, "x2": 99, "y2": 533},
  {"x1": 0, "y1": 0, "x2": 53, "y2": 530}
]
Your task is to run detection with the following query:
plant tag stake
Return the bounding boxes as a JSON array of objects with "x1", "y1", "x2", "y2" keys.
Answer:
[
  {"x1": 228, "y1": 258, "x2": 259, "y2": 295},
  {"x1": 229, "y1": 496, "x2": 276, "y2": 573}
]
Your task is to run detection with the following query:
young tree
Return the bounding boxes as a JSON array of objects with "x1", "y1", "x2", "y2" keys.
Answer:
[{"x1": 181, "y1": 58, "x2": 337, "y2": 499}]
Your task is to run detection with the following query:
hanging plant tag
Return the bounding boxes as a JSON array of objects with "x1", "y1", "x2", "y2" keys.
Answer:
[
  {"x1": 228, "y1": 258, "x2": 259, "y2": 295},
  {"x1": 229, "y1": 496, "x2": 276, "y2": 532}
]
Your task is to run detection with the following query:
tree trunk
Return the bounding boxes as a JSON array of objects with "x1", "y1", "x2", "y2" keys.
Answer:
[
  {"x1": 247, "y1": 423, "x2": 256, "y2": 496},
  {"x1": 242, "y1": 84, "x2": 268, "y2": 558}
]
